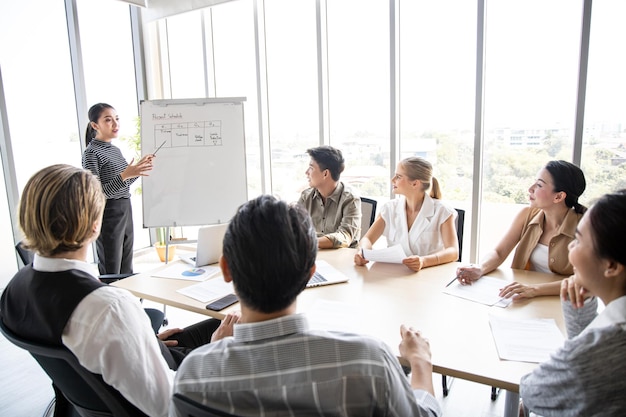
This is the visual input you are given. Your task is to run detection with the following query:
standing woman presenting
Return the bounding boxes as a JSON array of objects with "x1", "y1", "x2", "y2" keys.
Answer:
[{"x1": 82, "y1": 103, "x2": 155, "y2": 274}]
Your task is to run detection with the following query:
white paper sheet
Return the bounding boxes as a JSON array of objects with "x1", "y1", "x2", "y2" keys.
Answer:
[
  {"x1": 443, "y1": 276, "x2": 512, "y2": 307},
  {"x1": 151, "y1": 263, "x2": 220, "y2": 281},
  {"x1": 362, "y1": 245, "x2": 407, "y2": 264},
  {"x1": 176, "y1": 277, "x2": 234, "y2": 303},
  {"x1": 488, "y1": 314, "x2": 565, "y2": 363},
  {"x1": 305, "y1": 299, "x2": 379, "y2": 338}
]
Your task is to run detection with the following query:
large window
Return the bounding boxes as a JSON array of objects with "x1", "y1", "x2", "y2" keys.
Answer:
[
  {"x1": 163, "y1": 12, "x2": 207, "y2": 99},
  {"x1": 480, "y1": 0, "x2": 583, "y2": 259},
  {"x1": 264, "y1": 0, "x2": 319, "y2": 202},
  {"x1": 581, "y1": 0, "x2": 626, "y2": 199},
  {"x1": 0, "y1": 0, "x2": 81, "y2": 277},
  {"x1": 0, "y1": 0, "x2": 80, "y2": 189},
  {"x1": 142, "y1": 0, "x2": 260, "y2": 242},
  {"x1": 77, "y1": 0, "x2": 149, "y2": 248},
  {"x1": 399, "y1": 0, "x2": 477, "y2": 160},
  {"x1": 210, "y1": 0, "x2": 261, "y2": 198},
  {"x1": 0, "y1": 156, "x2": 16, "y2": 288},
  {"x1": 4, "y1": 0, "x2": 625, "y2": 273},
  {"x1": 326, "y1": 1, "x2": 390, "y2": 199},
  {"x1": 399, "y1": 0, "x2": 477, "y2": 261}
]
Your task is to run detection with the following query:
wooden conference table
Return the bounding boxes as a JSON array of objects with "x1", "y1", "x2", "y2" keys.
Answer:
[{"x1": 113, "y1": 248, "x2": 565, "y2": 417}]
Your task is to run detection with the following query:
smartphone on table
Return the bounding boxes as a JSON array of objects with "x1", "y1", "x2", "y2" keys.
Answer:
[{"x1": 206, "y1": 293, "x2": 238, "y2": 311}]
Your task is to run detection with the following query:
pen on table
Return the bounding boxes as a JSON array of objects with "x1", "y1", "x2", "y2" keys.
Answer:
[
  {"x1": 490, "y1": 297, "x2": 509, "y2": 307},
  {"x1": 153, "y1": 140, "x2": 166, "y2": 155},
  {"x1": 445, "y1": 276, "x2": 459, "y2": 287}
]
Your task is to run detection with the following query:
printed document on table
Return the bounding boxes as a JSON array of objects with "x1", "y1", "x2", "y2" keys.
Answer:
[
  {"x1": 306, "y1": 299, "x2": 377, "y2": 339},
  {"x1": 176, "y1": 277, "x2": 234, "y2": 303},
  {"x1": 362, "y1": 244, "x2": 407, "y2": 264},
  {"x1": 151, "y1": 263, "x2": 220, "y2": 281},
  {"x1": 489, "y1": 314, "x2": 565, "y2": 363},
  {"x1": 443, "y1": 276, "x2": 513, "y2": 307}
]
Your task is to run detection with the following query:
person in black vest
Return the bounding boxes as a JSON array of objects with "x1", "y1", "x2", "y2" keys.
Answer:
[{"x1": 0, "y1": 164, "x2": 239, "y2": 417}]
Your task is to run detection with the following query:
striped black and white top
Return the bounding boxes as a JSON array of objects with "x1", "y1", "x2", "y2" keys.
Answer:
[{"x1": 82, "y1": 139, "x2": 136, "y2": 199}]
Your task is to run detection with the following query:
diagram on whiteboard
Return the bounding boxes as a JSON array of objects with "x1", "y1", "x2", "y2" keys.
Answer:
[
  {"x1": 154, "y1": 120, "x2": 223, "y2": 148},
  {"x1": 141, "y1": 98, "x2": 247, "y2": 228}
]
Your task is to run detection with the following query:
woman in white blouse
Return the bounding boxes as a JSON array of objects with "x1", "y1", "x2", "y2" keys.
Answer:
[{"x1": 354, "y1": 157, "x2": 458, "y2": 272}]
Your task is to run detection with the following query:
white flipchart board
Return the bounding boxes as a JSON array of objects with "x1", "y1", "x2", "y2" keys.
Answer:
[{"x1": 140, "y1": 98, "x2": 247, "y2": 228}]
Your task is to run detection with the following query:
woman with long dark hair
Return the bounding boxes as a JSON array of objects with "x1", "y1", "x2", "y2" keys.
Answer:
[
  {"x1": 456, "y1": 160, "x2": 587, "y2": 301},
  {"x1": 82, "y1": 103, "x2": 154, "y2": 274}
]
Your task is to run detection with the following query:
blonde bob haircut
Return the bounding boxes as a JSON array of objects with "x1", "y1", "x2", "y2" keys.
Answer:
[
  {"x1": 399, "y1": 156, "x2": 442, "y2": 199},
  {"x1": 19, "y1": 164, "x2": 106, "y2": 257}
]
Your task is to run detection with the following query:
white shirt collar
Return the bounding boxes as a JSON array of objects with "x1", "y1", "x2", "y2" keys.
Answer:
[
  {"x1": 587, "y1": 295, "x2": 626, "y2": 330},
  {"x1": 32, "y1": 254, "x2": 100, "y2": 278}
]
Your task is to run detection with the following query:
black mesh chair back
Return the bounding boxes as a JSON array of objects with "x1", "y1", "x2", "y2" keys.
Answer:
[
  {"x1": 360, "y1": 197, "x2": 378, "y2": 238},
  {"x1": 0, "y1": 320, "x2": 148, "y2": 417},
  {"x1": 455, "y1": 208, "x2": 465, "y2": 262}
]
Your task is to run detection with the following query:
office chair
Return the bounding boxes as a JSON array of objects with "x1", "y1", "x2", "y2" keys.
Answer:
[
  {"x1": 15, "y1": 241, "x2": 34, "y2": 266},
  {"x1": 454, "y1": 208, "x2": 465, "y2": 262},
  {"x1": 441, "y1": 210, "x2": 499, "y2": 400},
  {"x1": 14, "y1": 241, "x2": 165, "y2": 333},
  {"x1": 360, "y1": 197, "x2": 377, "y2": 239},
  {"x1": 15, "y1": 241, "x2": 131, "y2": 284},
  {"x1": 172, "y1": 393, "x2": 241, "y2": 417},
  {"x1": 0, "y1": 320, "x2": 148, "y2": 417},
  {"x1": 440, "y1": 208, "x2": 465, "y2": 396}
]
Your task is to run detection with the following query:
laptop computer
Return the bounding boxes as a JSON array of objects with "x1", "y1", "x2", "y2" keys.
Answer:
[
  {"x1": 180, "y1": 223, "x2": 228, "y2": 267},
  {"x1": 307, "y1": 260, "x2": 350, "y2": 288}
]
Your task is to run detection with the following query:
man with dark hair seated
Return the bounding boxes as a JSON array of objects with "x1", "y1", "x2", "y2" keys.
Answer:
[
  {"x1": 299, "y1": 145, "x2": 361, "y2": 248},
  {"x1": 171, "y1": 194, "x2": 441, "y2": 417}
]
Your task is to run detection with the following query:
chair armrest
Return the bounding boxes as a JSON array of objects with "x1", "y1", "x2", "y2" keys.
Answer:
[{"x1": 99, "y1": 273, "x2": 136, "y2": 284}]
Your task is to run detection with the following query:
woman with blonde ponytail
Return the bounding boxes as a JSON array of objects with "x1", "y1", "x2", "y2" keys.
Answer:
[{"x1": 355, "y1": 157, "x2": 459, "y2": 272}]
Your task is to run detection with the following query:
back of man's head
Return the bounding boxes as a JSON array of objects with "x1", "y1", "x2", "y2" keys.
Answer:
[{"x1": 223, "y1": 195, "x2": 317, "y2": 313}]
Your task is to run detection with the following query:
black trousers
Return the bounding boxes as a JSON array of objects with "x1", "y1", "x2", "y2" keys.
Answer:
[
  {"x1": 97, "y1": 198, "x2": 134, "y2": 275},
  {"x1": 158, "y1": 318, "x2": 222, "y2": 370}
]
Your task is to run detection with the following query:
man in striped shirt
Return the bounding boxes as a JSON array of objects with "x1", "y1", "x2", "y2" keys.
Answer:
[{"x1": 170, "y1": 195, "x2": 441, "y2": 417}]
